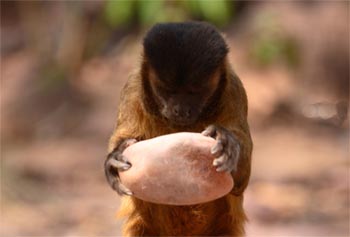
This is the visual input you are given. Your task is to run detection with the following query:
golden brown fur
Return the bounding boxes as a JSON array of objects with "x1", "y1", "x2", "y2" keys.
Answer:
[{"x1": 108, "y1": 62, "x2": 252, "y2": 236}]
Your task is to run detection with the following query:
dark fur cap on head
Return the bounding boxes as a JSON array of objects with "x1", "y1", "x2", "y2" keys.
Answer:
[{"x1": 143, "y1": 22, "x2": 229, "y2": 86}]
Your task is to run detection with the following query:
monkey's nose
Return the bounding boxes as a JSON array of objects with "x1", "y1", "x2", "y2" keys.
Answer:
[{"x1": 173, "y1": 105, "x2": 191, "y2": 119}]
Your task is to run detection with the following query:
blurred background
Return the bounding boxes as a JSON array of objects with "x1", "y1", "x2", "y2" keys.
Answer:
[{"x1": 1, "y1": 1, "x2": 349, "y2": 236}]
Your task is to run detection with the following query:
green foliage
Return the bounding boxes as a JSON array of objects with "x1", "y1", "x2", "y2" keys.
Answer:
[
  {"x1": 253, "y1": 35, "x2": 299, "y2": 67},
  {"x1": 104, "y1": 0, "x2": 134, "y2": 27},
  {"x1": 251, "y1": 13, "x2": 300, "y2": 68},
  {"x1": 137, "y1": 0, "x2": 164, "y2": 25},
  {"x1": 184, "y1": 0, "x2": 232, "y2": 26},
  {"x1": 196, "y1": 0, "x2": 231, "y2": 26},
  {"x1": 39, "y1": 64, "x2": 68, "y2": 93},
  {"x1": 104, "y1": 0, "x2": 233, "y2": 28},
  {"x1": 183, "y1": 0, "x2": 202, "y2": 16},
  {"x1": 136, "y1": 0, "x2": 188, "y2": 26}
]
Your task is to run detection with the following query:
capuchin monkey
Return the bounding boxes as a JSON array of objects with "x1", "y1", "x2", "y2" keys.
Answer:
[{"x1": 105, "y1": 22, "x2": 253, "y2": 236}]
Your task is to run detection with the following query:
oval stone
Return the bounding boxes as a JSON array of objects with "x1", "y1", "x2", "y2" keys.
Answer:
[{"x1": 120, "y1": 132, "x2": 234, "y2": 205}]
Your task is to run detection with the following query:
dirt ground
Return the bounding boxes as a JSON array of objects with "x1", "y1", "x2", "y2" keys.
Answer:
[
  {"x1": 1, "y1": 2, "x2": 349, "y2": 236},
  {"x1": 2, "y1": 48, "x2": 348, "y2": 237}
]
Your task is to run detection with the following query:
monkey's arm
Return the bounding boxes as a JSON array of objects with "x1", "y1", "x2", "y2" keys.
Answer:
[
  {"x1": 226, "y1": 73, "x2": 252, "y2": 196},
  {"x1": 105, "y1": 77, "x2": 146, "y2": 195},
  {"x1": 105, "y1": 111, "x2": 144, "y2": 195},
  {"x1": 227, "y1": 123, "x2": 252, "y2": 196},
  {"x1": 203, "y1": 73, "x2": 252, "y2": 196}
]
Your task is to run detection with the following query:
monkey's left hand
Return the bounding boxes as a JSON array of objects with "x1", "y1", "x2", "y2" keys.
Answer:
[
  {"x1": 105, "y1": 138, "x2": 137, "y2": 196},
  {"x1": 202, "y1": 125, "x2": 240, "y2": 173}
]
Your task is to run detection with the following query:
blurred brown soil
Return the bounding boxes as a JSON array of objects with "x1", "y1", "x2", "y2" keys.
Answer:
[
  {"x1": 2, "y1": 48, "x2": 348, "y2": 237},
  {"x1": 1, "y1": 2, "x2": 349, "y2": 236}
]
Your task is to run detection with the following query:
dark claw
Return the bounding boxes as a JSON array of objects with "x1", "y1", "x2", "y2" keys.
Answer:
[
  {"x1": 120, "y1": 138, "x2": 137, "y2": 150},
  {"x1": 211, "y1": 141, "x2": 223, "y2": 157},
  {"x1": 106, "y1": 157, "x2": 131, "y2": 171},
  {"x1": 216, "y1": 164, "x2": 229, "y2": 172},
  {"x1": 213, "y1": 154, "x2": 228, "y2": 167},
  {"x1": 201, "y1": 124, "x2": 216, "y2": 137},
  {"x1": 115, "y1": 182, "x2": 133, "y2": 196}
]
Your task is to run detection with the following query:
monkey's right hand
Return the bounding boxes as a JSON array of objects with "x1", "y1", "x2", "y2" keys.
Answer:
[{"x1": 104, "y1": 139, "x2": 137, "y2": 196}]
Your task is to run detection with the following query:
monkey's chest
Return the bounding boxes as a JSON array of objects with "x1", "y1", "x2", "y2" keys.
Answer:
[
  {"x1": 153, "y1": 204, "x2": 215, "y2": 235},
  {"x1": 144, "y1": 121, "x2": 208, "y2": 140},
  {"x1": 146, "y1": 197, "x2": 230, "y2": 235}
]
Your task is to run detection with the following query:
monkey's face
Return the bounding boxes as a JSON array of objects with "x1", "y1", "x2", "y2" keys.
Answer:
[
  {"x1": 149, "y1": 69, "x2": 220, "y2": 126},
  {"x1": 142, "y1": 22, "x2": 229, "y2": 126}
]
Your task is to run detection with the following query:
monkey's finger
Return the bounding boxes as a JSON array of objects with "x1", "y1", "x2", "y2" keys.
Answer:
[
  {"x1": 124, "y1": 138, "x2": 138, "y2": 148},
  {"x1": 213, "y1": 154, "x2": 228, "y2": 168},
  {"x1": 219, "y1": 148, "x2": 240, "y2": 173},
  {"x1": 115, "y1": 183, "x2": 133, "y2": 196},
  {"x1": 216, "y1": 157, "x2": 236, "y2": 173},
  {"x1": 216, "y1": 164, "x2": 229, "y2": 172},
  {"x1": 119, "y1": 139, "x2": 136, "y2": 151},
  {"x1": 111, "y1": 177, "x2": 133, "y2": 195},
  {"x1": 231, "y1": 146, "x2": 241, "y2": 173},
  {"x1": 108, "y1": 158, "x2": 131, "y2": 171},
  {"x1": 216, "y1": 131, "x2": 228, "y2": 146},
  {"x1": 201, "y1": 125, "x2": 217, "y2": 137},
  {"x1": 211, "y1": 142, "x2": 224, "y2": 157}
]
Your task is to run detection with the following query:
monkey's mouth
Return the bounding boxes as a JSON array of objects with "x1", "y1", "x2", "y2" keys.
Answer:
[{"x1": 164, "y1": 116, "x2": 198, "y2": 127}]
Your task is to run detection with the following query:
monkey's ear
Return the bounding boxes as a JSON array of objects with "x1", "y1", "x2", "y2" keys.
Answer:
[
  {"x1": 141, "y1": 58, "x2": 155, "y2": 83},
  {"x1": 148, "y1": 66, "x2": 158, "y2": 82},
  {"x1": 210, "y1": 70, "x2": 221, "y2": 87},
  {"x1": 143, "y1": 63, "x2": 162, "y2": 87}
]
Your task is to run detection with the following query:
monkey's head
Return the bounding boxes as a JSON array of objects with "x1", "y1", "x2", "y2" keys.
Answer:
[{"x1": 141, "y1": 22, "x2": 229, "y2": 127}]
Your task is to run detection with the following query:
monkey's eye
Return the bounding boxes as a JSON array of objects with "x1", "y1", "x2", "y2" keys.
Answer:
[
  {"x1": 157, "y1": 86, "x2": 175, "y2": 95},
  {"x1": 188, "y1": 86, "x2": 205, "y2": 95},
  {"x1": 151, "y1": 80, "x2": 174, "y2": 95}
]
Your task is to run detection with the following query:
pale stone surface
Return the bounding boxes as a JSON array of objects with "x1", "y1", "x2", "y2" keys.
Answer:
[{"x1": 120, "y1": 132, "x2": 234, "y2": 205}]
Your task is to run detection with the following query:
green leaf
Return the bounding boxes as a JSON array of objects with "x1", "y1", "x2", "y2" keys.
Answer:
[
  {"x1": 183, "y1": 0, "x2": 202, "y2": 16},
  {"x1": 104, "y1": 0, "x2": 134, "y2": 27},
  {"x1": 137, "y1": 0, "x2": 164, "y2": 26},
  {"x1": 197, "y1": 0, "x2": 231, "y2": 26}
]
